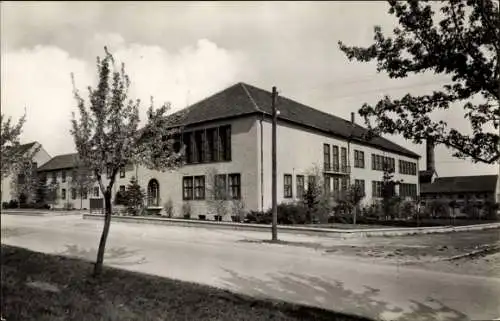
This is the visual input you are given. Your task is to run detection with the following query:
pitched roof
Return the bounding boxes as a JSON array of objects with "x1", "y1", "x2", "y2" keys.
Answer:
[
  {"x1": 37, "y1": 153, "x2": 79, "y2": 172},
  {"x1": 420, "y1": 175, "x2": 498, "y2": 194},
  {"x1": 170, "y1": 82, "x2": 420, "y2": 158},
  {"x1": 5, "y1": 141, "x2": 37, "y2": 157}
]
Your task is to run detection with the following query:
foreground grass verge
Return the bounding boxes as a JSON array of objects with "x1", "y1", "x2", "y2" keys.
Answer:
[{"x1": 1, "y1": 245, "x2": 370, "y2": 321}]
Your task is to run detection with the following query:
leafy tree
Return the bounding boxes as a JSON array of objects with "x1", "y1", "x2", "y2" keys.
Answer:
[
  {"x1": 338, "y1": 0, "x2": 500, "y2": 163},
  {"x1": 381, "y1": 161, "x2": 403, "y2": 219},
  {"x1": 34, "y1": 173, "x2": 48, "y2": 204},
  {"x1": 205, "y1": 167, "x2": 229, "y2": 220},
  {"x1": 70, "y1": 158, "x2": 95, "y2": 209},
  {"x1": 46, "y1": 181, "x2": 60, "y2": 209},
  {"x1": 1, "y1": 113, "x2": 26, "y2": 179},
  {"x1": 70, "y1": 47, "x2": 184, "y2": 276},
  {"x1": 124, "y1": 176, "x2": 145, "y2": 215},
  {"x1": 10, "y1": 160, "x2": 38, "y2": 206},
  {"x1": 336, "y1": 184, "x2": 365, "y2": 224}
]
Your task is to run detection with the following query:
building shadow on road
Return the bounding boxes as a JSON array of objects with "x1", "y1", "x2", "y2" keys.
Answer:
[
  {"x1": 57, "y1": 244, "x2": 147, "y2": 266},
  {"x1": 1, "y1": 227, "x2": 31, "y2": 239},
  {"x1": 220, "y1": 270, "x2": 468, "y2": 321}
]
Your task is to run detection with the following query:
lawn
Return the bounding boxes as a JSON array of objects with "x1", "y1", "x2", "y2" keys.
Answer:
[{"x1": 1, "y1": 245, "x2": 370, "y2": 321}]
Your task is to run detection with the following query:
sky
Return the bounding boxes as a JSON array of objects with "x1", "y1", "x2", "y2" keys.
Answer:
[{"x1": 1, "y1": 1, "x2": 497, "y2": 177}]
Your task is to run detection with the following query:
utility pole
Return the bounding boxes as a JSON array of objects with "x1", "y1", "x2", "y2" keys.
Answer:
[{"x1": 271, "y1": 86, "x2": 278, "y2": 242}]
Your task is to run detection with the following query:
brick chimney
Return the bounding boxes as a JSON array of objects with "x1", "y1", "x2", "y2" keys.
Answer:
[
  {"x1": 426, "y1": 138, "x2": 435, "y2": 172},
  {"x1": 351, "y1": 112, "x2": 355, "y2": 124}
]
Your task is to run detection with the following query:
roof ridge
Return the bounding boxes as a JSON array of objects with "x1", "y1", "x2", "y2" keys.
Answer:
[{"x1": 240, "y1": 83, "x2": 263, "y2": 113}]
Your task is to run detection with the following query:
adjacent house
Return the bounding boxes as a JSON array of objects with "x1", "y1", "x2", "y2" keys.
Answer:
[
  {"x1": 36, "y1": 153, "x2": 135, "y2": 210},
  {"x1": 419, "y1": 139, "x2": 499, "y2": 217},
  {"x1": 1, "y1": 141, "x2": 52, "y2": 205}
]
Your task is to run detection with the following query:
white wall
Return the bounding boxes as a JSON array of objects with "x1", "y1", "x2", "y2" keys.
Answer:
[{"x1": 258, "y1": 119, "x2": 420, "y2": 211}]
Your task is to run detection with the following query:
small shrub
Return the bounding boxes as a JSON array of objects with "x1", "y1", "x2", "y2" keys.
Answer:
[
  {"x1": 214, "y1": 215, "x2": 222, "y2": 221},
  {"x1": 164, "y1": 198, "x2": 174, "y2": 218},
  {"x1": 198, "y1": 215, "x2": 206, "y2": 220},
  {"x1": 64, "y1": 202, "x2": 74, "y2": 210},
  {"x1": 182, "y1": 202, "x2": 191, "y2": 219}
]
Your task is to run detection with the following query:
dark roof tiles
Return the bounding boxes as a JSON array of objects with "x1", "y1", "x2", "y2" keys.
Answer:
[
  {"x1": 420, "y1": 175, "x2": 498, "y2": 194},
  {"x1": 170, "y1": 82, "x2": 419, "y2": 158},
  {"x1": 37, "y1": 153, "x2": 79, "y2": 172}
]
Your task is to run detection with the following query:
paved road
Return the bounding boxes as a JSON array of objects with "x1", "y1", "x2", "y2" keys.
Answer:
[{"x1": 2, "y1": 214, "x2": 499, "y2": 321}]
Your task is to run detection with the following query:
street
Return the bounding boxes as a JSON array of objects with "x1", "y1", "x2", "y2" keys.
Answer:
[{"x1": 1, "y1": 214, "x2": 500, "y2": 321}]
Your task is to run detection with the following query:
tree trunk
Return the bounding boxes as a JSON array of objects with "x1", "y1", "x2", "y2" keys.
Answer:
[
  {"x1": 353, "y1": 206, "x2": 357, "y2": 225},
  {"x1": 93, "y1": 191, "x2": 112, "y2": 277}
]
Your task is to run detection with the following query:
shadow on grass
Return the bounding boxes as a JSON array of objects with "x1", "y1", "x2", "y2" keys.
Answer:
[
  {"x1": 221, "y1": 270, "x2": 468, "y2": 321},
  {"x1": 57, "y1": 244, "x2": 147, "y2": 266},
  {"x1": 1, "y1": 245, "x2": 372, "y2": 321}
]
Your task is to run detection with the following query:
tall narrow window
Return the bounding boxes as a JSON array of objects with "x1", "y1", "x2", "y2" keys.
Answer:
[
  {"x1": 308, "y1": 175, "x2": 316, "y2": 189},
  {"x1": 296, "y1": 175, "x2": 305, "y2": 199},
  {"x1": 183, "y1": 132, "x2": 193, "y2": 164},
  {"x1": 333, "y1": 177, "x2": 340, "y2": 195},
  {"x1": 206, "y1": 128, "x2": 215, "y2": 162},
  {"x1": 332, "y1": 146, "x2": 339, "y2": 171},
  {"x1": 93, "y1": 187, "x2": 99, "y2": 197},
  {"x1": 341, "y1": 177, "x2": 348, "y2": 191},
  {"x1": 62, "y1": 170, "x2": 66, "y2": 183},
  {"x1": 194, "y1": 176, "x2": 205, "y2": 200},
  {"x1": 228, "y1": 173, "x2": 241, "y2": 199},
  {"x1": 52, "y1": 172, "x2": 57, "y2": 184},
  {"x1": 341, "y1": 147, "x2": 347, "y2": 172},
  {"x1": 215, "y1": 174, "x2": 227, "y2": 200},
  {"x1": 194, "y1": 130, "x2": 203, "y2": 163},
  {"x1": 355, "y1": 179, "x2": 365, "y2": 196},
  {"x1": 82, "y1": 188, "x2": 88, "y2": 200},
  {"x1": 324, "y1": 176, "x2": 331, "y2": 193},
  {"x1": 284, "y1": 174, "x2": 292, "y2": 198},
  {"x1": 62, "y1": 188, "x2": 67, "y2": 200},
  {"x1": 183, "y1": 176, "x2": 194, "y2": 200},
  {"x1": 71, "y1": 188, "x2": 76, "y2": 200},
  {"x1": 323, "y1": 144, "x2": 331, "y2": 171}
]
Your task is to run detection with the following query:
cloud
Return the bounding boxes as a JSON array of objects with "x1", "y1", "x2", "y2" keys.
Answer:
[{"x1": 1, "y1": 35, "x2": 248, "y2": 156}]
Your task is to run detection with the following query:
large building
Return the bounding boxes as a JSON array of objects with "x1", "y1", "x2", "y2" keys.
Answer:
[{"x1": 3, "y1": 83, "x2": 421, "y2": 218}]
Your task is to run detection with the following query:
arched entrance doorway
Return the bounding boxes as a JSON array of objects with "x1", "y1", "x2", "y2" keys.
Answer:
[{"x1": 147, "y1": 179, "x2": 160, "y2": 207}]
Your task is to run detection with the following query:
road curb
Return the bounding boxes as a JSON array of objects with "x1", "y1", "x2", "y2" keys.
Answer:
[{"x1": 82, "y1": 214, "x2": 500, "y2": 238}]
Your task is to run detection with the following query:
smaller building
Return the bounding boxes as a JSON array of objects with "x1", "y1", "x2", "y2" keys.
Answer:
[
  {"x1": 420, "y1": 175, "x2": 498, "y2": 217},
  {"x1": 1, "y1": 141, "x2": 51, "y2": 205}
]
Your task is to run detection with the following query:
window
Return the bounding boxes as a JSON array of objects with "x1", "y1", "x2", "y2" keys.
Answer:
[
  {"x1": 341, "y1": 147, "x2": 347, "y2": 172},
  {"x1": 52, "y1": 172, "x2": 57, "y2": 183},
  {"x1": 119, "y1": 167, "x2": 126, "y2": 178},
  {"x1": 355, "y1": 179, "x2": 365, "y2": 196},
  {"x1": 284, "y1": 174, "x2": 293, "y2": 198},
  {"x1": 215, "y1": 174, "x2": 227, "y2": 200},
  {"x1": 372, "y1": 181, "x2": 383, "y2": 198},
  {"x1": 194, "y1": 176, "x2": 206, "y2": 200},
  {"x1": 62, "y1": 170, "x2": 66, "y2": 183},
  {"x1": 341, "y1": 177, "x2": 348, "y2": 191},
  {"x1": 93, "y1": 187, "x2": 100, "y2": 197},
  {"x1": 324, "y1": 176, "x2": 331, "y2": 192},
  {"x1": 206, "y1": 128, "x2": 216, "y2": 162},
  {"x1": 308, "y1": 175, "x2": 316, "y2": 189},
  {"x1": 183, "y1": 177, "x2": 194, "y2": 200},
  {"x1": 82, "y1": 188, "x2": 88, "y2": 200},
  {"x1": 17, "y1": 173, "x2": 26, "y2": 185},
  {"x1": 333, "y1": 177, "x2": 340, "y2": 194},
  {"x1": 106, "y1": 166, "x2": 113, "y2": 179},
  {"x1": 62, "y1": 188, "x2": 67, "y2": 200},
  {"x1": 354, "y1": 150, "x2": 365, "y2": 168},
  {"x1": 400, "y1": 183, "x2": 417, "y2": 198},
  {"x1": 71, "y1": 188, "x2": 77, "y2": 200},
  {"x1": 296, "y1": 175, "x2": 305, "y2": 199},
  {"x1": 228, "y1": 174, "x2": 241, "y2": 199},
  {"x1": 120, "y1": 185, "x2": 126, "y2": 192},
  {"x1": 332, "y1": 146, "x2": 339, "y2": 171},
  {"x1": 323, "y1": 144, "x2": 331, "y2": 170},
  {"x1": 399, "y1": 160, "x2": 417, "y2": 175},
  {"x1": 183, "y1": 125, "x2": 231, "y2": 165}
]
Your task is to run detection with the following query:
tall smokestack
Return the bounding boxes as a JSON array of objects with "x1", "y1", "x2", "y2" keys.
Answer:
[
  {"x1": 351, "y1": 112, "x2": 355, "y2": 124},
  {"x1": 426, "y1": 138, "x2": 435, "y2": 172}
]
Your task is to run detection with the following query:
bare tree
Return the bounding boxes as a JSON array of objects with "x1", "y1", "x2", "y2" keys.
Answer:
[{"x1": 70, "y1": 47, "x2": 184, "y2": 276}]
